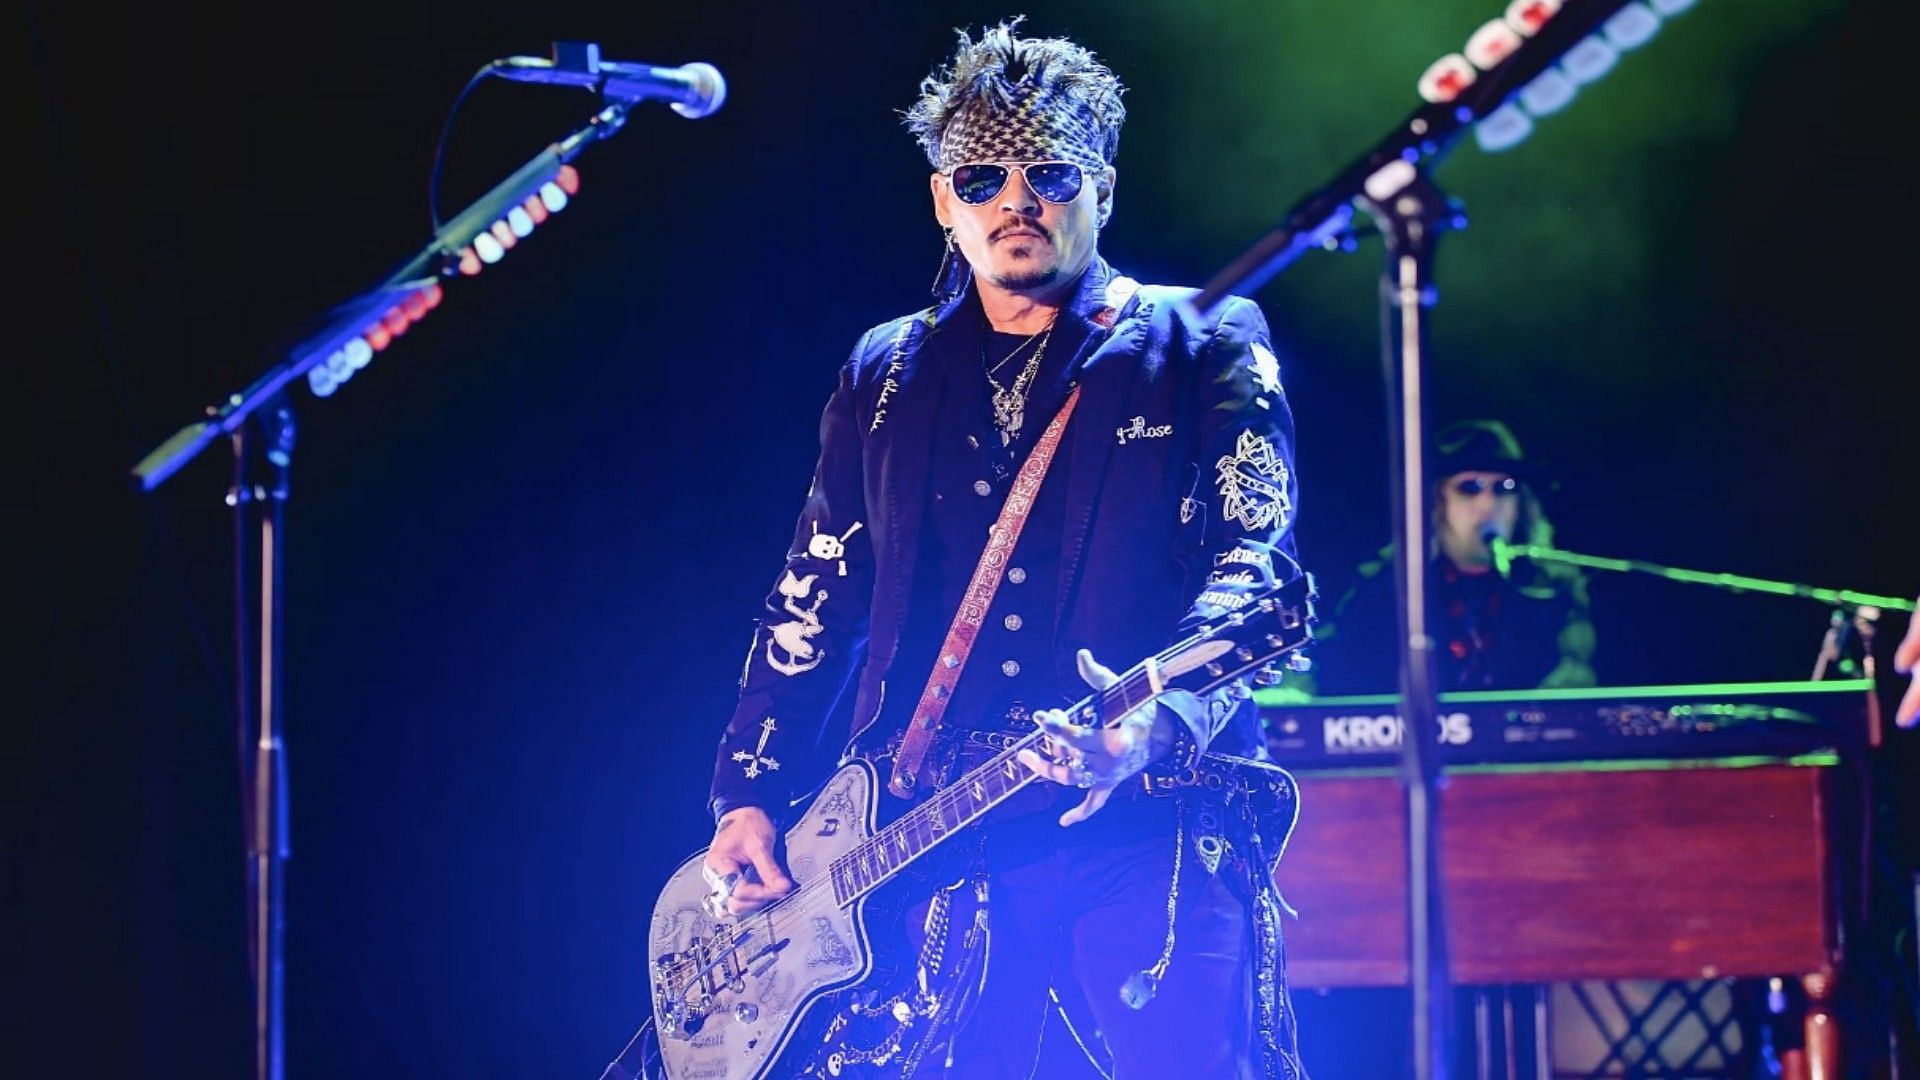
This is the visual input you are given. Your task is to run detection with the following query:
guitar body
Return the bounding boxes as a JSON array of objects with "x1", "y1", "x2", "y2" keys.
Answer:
[
  {"x1": 643, "y1": 758, "x2": 1305, "y2": 1080},
  {"x1": 650, "y1": 760, "x2": 884, "y2": 1080},
  {"x1": 624, "y1": 575, "x2": 1319, "y2": 1080}
]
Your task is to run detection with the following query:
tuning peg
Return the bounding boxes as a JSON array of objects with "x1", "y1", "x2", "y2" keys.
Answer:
[
  {"x1": 1286, "y1": 652, "x2": 1313, "y2": 673},
  {"x1": 1253, "y1": 666, "x2": 1285, "y2": 687}
]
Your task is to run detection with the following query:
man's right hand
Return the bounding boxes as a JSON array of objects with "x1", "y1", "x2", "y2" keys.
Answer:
[{"x1": 704, "y1": 806, "x2": 795, "y2": 916}]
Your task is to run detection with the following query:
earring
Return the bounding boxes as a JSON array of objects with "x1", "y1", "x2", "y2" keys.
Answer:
[{"x1": 931, "y1": 226, "x2": 966, "y2": 301}]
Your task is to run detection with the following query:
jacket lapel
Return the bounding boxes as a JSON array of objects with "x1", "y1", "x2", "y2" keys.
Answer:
[
  {"x1": 1053, "y1": 272, "x2": 1149, "y2": 632},
  {"x1": 860, "y1": 265, "x2": 1147, "y2": 668},
  {"x1": 861, "y1": 302, "x2": 953, "y2": 668}
]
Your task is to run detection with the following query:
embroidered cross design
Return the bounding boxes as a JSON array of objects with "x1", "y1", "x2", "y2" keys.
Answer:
[{"x1": 732, "y1": 716, "x2": 782, "y2": 778}]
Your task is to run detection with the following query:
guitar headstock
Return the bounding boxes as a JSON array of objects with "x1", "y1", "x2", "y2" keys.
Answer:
[{"x1": 1140, "y1": 573, "x2": 1319, "y2": 702}]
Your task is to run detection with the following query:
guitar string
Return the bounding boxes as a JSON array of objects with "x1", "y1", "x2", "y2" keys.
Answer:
[
  {"x1": 698, "y1": 684, "x2": 1145, "y2": 999},
  {"x1": 682, "y1": 665, "x2": 1281, "y2": 1003},
  {"x1": 727, "y1": 613, "x2": 1291, "y2": 927},
  {"x1": 739, "y1": 740, "x2": 1026, "y2": 919},
  {"x1": 680, "y1": 609, "x2": 1298, "y2": 1002},
  {"x1": 747, "y1": 725, "x2": 1049, "y2": 933},
  {"x1": 800, "y1": 649, "x2": 1207, "y2": 900},
  {"x1": 749, "y1": 648, "x2": 1221, "y2": 915},
  {"x1": 848, "y1": 593, "x2": 1299, "y2": 890},
  {"x1": 714, "y1": 737, "x2": 1044, "y2": 980},
  {"x1": 775, "y1": 594, "x2": 1296, "y2": 906},
  {"x1": 810, "y1": 669, "x2": 1154, "y2": 897}
]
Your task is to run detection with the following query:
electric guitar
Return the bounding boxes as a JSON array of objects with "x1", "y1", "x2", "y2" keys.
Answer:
[{"x1": 620, "y1": 576, "x2": 1315, "y2": 1080}]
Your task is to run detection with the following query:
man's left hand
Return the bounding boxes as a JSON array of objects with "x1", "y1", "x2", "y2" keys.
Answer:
[{"x1": 1017, "y1": 648, "x2": 1175, "y2": 826}]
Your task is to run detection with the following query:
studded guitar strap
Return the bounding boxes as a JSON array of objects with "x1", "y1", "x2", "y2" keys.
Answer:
[{"x1": 887, "y1": 384, "x2": 1082, "y2": 798}]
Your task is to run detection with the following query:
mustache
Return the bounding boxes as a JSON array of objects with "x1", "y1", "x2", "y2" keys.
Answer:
[{"x1": 990, "y1": 221, "x2": 1050, "y2": 242}]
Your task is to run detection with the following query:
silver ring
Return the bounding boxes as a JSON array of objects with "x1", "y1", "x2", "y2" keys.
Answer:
[{"x1": 704, "y1": 869, "x2": 740, "y2": 917}]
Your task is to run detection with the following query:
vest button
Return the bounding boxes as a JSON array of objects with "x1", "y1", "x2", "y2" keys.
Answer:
[
  {"x1": 1003, "y1": 614, "x2": 1023, "y2": 631},
  {"x1": 1001, "y1": 660, "x2": 1021, "y2": 677},
  {"x1": 1007, "y1": 567, "x2": 1027, "y2": 584},
  {"x1": 973, "y1": 480, "x2": 992, "y2": 496}
]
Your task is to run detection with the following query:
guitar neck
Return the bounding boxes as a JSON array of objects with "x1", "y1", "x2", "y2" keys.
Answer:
[
  {"x1": 824, "y1": 576, "x2": 1314, "y2": 908},
  {"x1": 827, "y1": 729, "x2": 1044, "y2": 907},
  {"x1": 825, "y1": 662, "x2": 1190, "y2": 907}
]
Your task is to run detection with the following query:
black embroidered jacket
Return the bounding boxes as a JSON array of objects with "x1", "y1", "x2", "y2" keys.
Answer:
[{"x1": 709, "y1": 260, "x2": 1303, "y2": 822}]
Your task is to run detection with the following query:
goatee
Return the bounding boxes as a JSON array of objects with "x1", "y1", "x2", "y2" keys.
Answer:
[{"x1": 989, "y1": 265, "x2": 1060, "y2": 292}]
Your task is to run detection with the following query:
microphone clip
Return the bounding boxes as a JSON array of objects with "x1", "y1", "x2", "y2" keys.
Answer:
[{"x1": 548, "y1": 41, "x2": 604, "y2": 80}]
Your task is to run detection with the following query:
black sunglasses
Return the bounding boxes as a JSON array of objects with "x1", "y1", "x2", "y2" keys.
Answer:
[
  {"x1": 945, "y1": 161, "x2": 1086, "y2": 206},
  {"x1": 1446, "y1": 475, "x2": 1520, "y2": 497}
]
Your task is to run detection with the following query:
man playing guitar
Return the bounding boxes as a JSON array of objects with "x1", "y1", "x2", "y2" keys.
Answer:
[{"x1": 693, "y1": 19, "x2": 1311, "y2": 1079}]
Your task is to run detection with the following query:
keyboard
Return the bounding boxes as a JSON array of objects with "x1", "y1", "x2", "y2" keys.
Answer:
[{"x1": 1256, "y1": 679, "x2": 1870, "y2": 770}]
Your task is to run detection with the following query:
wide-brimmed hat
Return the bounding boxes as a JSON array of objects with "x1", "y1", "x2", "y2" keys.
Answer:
[{"x1": 1430, "y1": 419, "x2": 1551, "y2": 486}]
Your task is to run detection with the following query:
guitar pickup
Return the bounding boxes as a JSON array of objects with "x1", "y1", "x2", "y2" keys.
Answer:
[{"x1": 746, "y1": 936, "x2": 789, "y2": 980}]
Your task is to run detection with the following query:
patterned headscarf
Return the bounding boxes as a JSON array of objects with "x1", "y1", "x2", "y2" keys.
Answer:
[
  {"x1": 905, "y1": 20, "x2": 1125, "y2": 173},
  {"x1": 935, "y1": 80, "x2": 1110, "y2": 171}
]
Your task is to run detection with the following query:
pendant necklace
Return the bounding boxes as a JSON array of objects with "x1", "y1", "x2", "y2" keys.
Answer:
[{"x1": 983, "y1": 317, "x2": 1058, "y2": 445}]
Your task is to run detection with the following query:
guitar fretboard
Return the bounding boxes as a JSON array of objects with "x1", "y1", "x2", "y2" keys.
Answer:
[
  {"x1": 828, "y1": 737, "x2": 1037, "y2": 905},
  {"x1": 824, "y1": 672, "x2": 1167, "y2": 907},
  {"x1": 817, "y1": 584, "x2": 1307, "y2": 909}
]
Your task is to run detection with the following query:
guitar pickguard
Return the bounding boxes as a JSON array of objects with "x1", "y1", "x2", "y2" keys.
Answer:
[{"x1": 650, "y1": 761, "x2": 881, "y2": 1080}]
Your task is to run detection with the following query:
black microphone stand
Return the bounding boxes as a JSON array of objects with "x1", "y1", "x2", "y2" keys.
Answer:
[
  {"x1": 1359, "y1": 169, "x2": 1466, "y2": 1080},
  {"x1": 1181, "y1": 3, "x2": 1660, "y2": 1076},
  {"x1": 128, "y1": 90, "x2": 642, "y2": 1080}
]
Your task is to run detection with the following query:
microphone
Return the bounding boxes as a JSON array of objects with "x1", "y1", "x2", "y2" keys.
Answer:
[
  {"x1": 492, "y1": 42, "x2": 727, "y2": 118},
  {"x1": 1481, "y1": 525, "x2": 1513, "y2": 579}
]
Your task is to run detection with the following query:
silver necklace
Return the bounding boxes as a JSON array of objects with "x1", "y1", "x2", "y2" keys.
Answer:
[
  {"x1": 983, "y1": 320, "x2": 1057, "y2": 443},
  {"x1": 984, "y1": 325, "x2": 1048, "y2": 378}
]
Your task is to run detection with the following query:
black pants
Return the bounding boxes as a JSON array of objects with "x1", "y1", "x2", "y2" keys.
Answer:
[{"x1": 939, "y1": 793, "x2": 1277, "y2": 1079}]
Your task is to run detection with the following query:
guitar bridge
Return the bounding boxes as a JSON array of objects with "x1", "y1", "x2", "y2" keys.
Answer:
[{"x1": 654, "y1": 922, "x2": 751, "y2": 1037}]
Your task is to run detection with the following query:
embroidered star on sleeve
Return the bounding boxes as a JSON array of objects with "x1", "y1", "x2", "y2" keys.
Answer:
[{"x1": 1248, "y1": 343, "x2": 1282, "y2": 396}]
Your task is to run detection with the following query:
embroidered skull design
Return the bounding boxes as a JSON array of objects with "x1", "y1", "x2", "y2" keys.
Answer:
[{"x1": 806, "y1": 520, "x2": 865, "y2": 576}]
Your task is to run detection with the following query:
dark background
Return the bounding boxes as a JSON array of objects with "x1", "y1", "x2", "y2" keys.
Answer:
[{"x1": 21, "y1": 0, "x2": 1914, "y2": 1076}]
